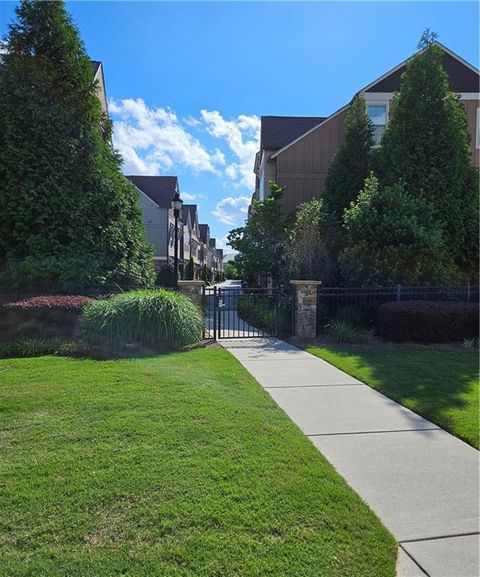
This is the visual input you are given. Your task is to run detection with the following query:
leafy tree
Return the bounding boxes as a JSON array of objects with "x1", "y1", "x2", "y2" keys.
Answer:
[
  {"x1": 185, "y1": 256, "x2": 195, "y2": 280},
  {"x1": 0, "y1": 0, "x2": 154, "y2": 289},
  {"x1": 377, "y1": 30, "x2": 478, "y2": 271},
  {"x1": 339, "y1": 175, "x2": 458, "y2": 286},
  {"x1": 287, "y1": 199, "x2": 341, "y2": 283},
  {"x1": 323, "y1": 95, "x2": 374, "y2": 220},
  {"x1": 223, "y1": 260, "x2": 241, "y2": 280},
  {"x1": 228, "y1": 181, "x2": 287, "y2": 284}
]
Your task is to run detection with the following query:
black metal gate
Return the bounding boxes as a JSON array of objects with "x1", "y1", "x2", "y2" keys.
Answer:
[{"x1": 203, "y1": 285, "x2": 293, "y2": 339}]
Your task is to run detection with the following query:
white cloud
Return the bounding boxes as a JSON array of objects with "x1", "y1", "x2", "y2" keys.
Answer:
[
  {"x1": 108, "y1": 99, "x2": 260, "y2": 197},
  {"x1": 213, "y1": 196, "x2": 250, "y2": 226},
  {"x1": 182, "y1": 192, "x2": 207, "y2": 202},
  {"x1": 109, "y1": 98, "x2": 224, "y2": 176},
  {"x1": 200, "y1": 110, "x2": 260, "y2": 189}
]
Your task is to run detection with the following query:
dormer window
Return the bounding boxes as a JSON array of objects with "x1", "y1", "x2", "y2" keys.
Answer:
[{"x1": 368, "y1": 104, "x2": 388, "y2": 144}]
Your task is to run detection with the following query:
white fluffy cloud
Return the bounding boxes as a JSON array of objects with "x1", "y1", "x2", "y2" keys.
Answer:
[
  {"x1": 213, "y1": 196, "x2": 250, "y2": 225},
  {"x1": 109, "y1": 98, "x2": 222, "y2": 176},
  {"x1": 108, "y1": 99, "x2": 260, "y2": 191},
  {"x1": 201, "y1": 110, "x2": 260, "y2": 188}
]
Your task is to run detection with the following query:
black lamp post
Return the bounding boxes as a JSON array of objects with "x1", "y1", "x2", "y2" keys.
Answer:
[{"x1": 171, "y1": 190, "x2": 183, "y2": 288}]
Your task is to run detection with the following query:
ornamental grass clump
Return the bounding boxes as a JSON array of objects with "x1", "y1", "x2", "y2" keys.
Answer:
[{"x1": 79, "y1": 289, "x2": 204, "y2": 350}]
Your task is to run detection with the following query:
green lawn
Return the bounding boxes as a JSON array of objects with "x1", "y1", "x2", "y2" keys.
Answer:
[
  {"x1": 0, "y1": 349, "x2": 396, "y2": 577},
  {"x1": 306, "y1": 345, "x2": 479, "y2": 449}
]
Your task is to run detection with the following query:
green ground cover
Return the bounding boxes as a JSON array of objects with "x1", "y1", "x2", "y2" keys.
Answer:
[
  {"x1": 307, "y1": 345, "x2": 479, "y2": 449},
  {"x1": 0, "y1": 348, "x2": 396, "y2": 577}
]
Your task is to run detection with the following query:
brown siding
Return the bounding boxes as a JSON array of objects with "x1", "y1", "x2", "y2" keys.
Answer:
[
  {"x1": 275, "y1": 108, "x2": 349, "y2": 214},
  {"x1": 367, "y1": 52, "x2": 479, "y2": 94},
  {"x1": 462, "y1": 99, "x2": 480, "y2": 166}
]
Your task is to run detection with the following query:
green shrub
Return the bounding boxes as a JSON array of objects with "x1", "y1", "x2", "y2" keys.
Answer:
[
  {"x1": 340, "y1": 175, "x2": 459, "y2": 286},
  {"x1": 78, "y1": 289, "x2": 204, "y2": 350},
  {"x1": 0, "y1": 341, "x2": 16, "y2": 358},
  {"x1": 185, "y1": 257, "x2": 195, "y2": 280},
  {"x1": 156, "y1": 263, "x2": 177, "y2": 288},
  {"x1": 287, "y1": 198, "x2": 341, "y2": 284},
  {"x1": 325, "y1": 320, "x2": 374, "y2": 344},
  {"x1": 237, "y1": 295, "x2": 275, "y2": 332},
  {"x1": 0, "y1": 338, "x2": 72, "y2": 358},
  {"x1": 377, "y1": 301, "x2": 479, "y2": 343}
]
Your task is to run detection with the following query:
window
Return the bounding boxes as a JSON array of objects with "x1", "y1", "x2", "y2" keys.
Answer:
[{"x1": 368, "y1": 104, "x2": 388, "y2": 145}]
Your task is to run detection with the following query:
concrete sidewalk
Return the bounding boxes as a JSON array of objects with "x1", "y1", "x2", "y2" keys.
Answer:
[{"x1": 221, "y1": 337, "x2": 480, "y2": 577}]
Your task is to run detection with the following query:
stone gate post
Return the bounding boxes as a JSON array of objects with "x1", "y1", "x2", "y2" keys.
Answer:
[
  {"x1": 290, "y1": 280, "x2": 322, "y2": 339},
  {"x1": 177, "y1": 280, "x2": 205, "y2": 308}
]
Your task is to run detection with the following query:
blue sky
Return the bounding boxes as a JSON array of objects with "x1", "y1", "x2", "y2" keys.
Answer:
[{"x1": 1, "y1": 1, "x2": 478, "y2": 251}]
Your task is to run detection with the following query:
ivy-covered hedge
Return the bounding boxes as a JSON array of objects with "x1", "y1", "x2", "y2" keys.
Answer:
[{"x1": 377, "y1": 301, "x2": 478, "y2": 343}]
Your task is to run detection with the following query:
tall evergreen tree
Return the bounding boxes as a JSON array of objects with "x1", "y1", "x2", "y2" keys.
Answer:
[
  {"x1": 323, "y1": 95, "x2": 374, "y2": 220},
  {"x1": 0, "y1": 0, "x2": 154, "y2": 288},
  {"x1": 377, "y1": 30, "x2": 478, "y2": 272}
]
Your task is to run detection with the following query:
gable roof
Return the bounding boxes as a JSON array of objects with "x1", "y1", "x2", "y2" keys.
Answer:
[
  {"x1": 261, "y1": 116, "x2": 327, "y2": 151},
  {"x1": 126, "y1": 175, "x2": 178, "y2": 209},
  {"x1": 199, "y1": 224, "x2": 209, "y2": 243},
  {"x1": 183, "y1": 204, "x2": 198, "y2": 224},
  {"x1": 364, "y1": 42, "x2": 479, "y2": 93},
  {"x1": 91, "y1": 61, "x2": 101, "y2": 77},
  {"x1": 209, "y1": 238, "x2": 216, "y2": 249},
  {"x1": 271, "y1": 41, "x2": 479, "y2": 160}
]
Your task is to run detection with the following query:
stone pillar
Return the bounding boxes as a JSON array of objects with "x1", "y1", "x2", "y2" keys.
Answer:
[
  {"x1": 290, "y1": 280, "x2": 322, "y2": 339},
  {"x1": 177, "y1": 280, "x2": 205, "y2": 308}
]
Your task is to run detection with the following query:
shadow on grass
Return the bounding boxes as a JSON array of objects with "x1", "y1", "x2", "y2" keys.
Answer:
[
  {"x1": 0, "y1": 338, "x2": 214, "y2": 362},
  {"x1": 308, "y1": 343, "x2": 479, "y2": 448}
]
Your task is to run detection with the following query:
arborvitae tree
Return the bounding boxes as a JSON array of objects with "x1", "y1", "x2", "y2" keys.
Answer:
[
  {"x1": 0, "y1": 0, "x2": 154, "y2": 288},
  {"x1": 185, "y1": 256, "x2": 195, "y2": 280},
  {"x1": 377, "y1": 30, "x2": 478, "y2": 273},
  {"x1": 200, "y1": 263, "x2": 210, "y2": 284},
  {"x1": 323, "y1": 95, "x2": 374, "y2": 220}
]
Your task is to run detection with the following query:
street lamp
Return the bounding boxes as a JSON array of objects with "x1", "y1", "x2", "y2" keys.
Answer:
[{"x1": 171, "y1": 190, "x2": 183, "y2": 288}]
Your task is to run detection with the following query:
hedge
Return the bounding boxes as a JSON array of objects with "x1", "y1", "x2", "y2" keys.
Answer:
[
  {"x1": 377, "y1": 300, "x2": 479, "y2": 343},
  {"x1": 0, "y1": 294, "x2": 93, "y2": 340}
]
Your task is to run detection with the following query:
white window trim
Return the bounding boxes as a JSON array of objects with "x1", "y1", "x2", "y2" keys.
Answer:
[{"x1": 367, "y1": 101, "x2": 390, "y2": 146}]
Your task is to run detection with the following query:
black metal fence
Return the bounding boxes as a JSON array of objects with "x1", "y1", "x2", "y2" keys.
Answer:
[
  {"x1": 204, "y1": 286, "x2": 293, "y2": 339},
  {"x1": 316, "y1": 284, "x2": 479, "y2": 333}
]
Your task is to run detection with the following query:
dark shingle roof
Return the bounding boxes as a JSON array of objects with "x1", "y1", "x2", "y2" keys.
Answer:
[
  {"x1": 261, "y1": 116, "x2": 327, "y2": 151},
  {"x1": 209, "y1": 238, "x2": 216, "y2": 249},
  {"x1": 183, "y1": 204, "x2": 198, "y2": 226},
  {"x1": 126, "y1": 175, "x2": 178, "y2": 209},
  {"x1": 91, "y1": 61, "x2": 101, "y2": 77},
  {"x1": 199, "y1": 224, "x2": 209, "y2": 243}
]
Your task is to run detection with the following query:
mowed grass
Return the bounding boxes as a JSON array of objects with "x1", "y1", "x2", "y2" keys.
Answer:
[
  {"x1": 0, "y1": 349, "x2": 396, "y2": 577},
  {"x1": 307, "y1": 345, "x2": 479, "y2": 448}
]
